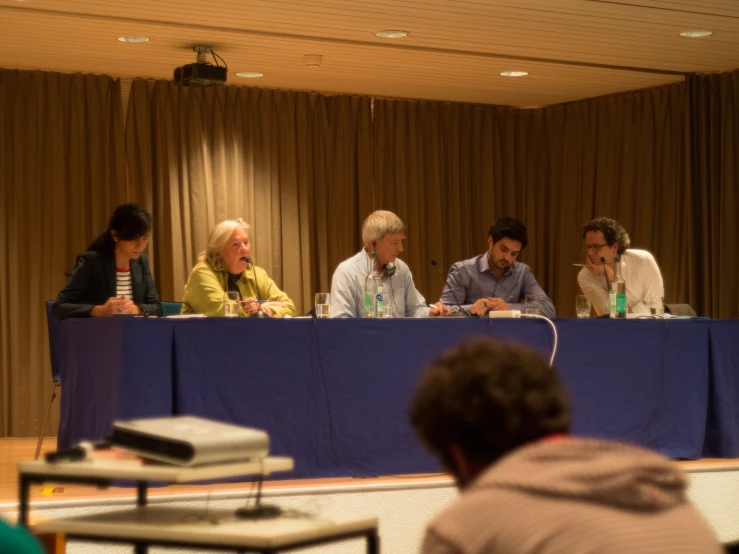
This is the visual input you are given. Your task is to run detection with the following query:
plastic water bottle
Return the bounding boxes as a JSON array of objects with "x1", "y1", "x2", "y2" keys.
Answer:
[
  {"x1": 611, "y1": 257, "x2": 626, "y2": 319},
  {"x1": 363, "y1": 254, "x2": 381, "y2": 318}
]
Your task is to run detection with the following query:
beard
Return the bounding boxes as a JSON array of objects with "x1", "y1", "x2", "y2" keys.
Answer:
[{"x1": 487, "y1": 250, "x2": 509, "y2": 273}]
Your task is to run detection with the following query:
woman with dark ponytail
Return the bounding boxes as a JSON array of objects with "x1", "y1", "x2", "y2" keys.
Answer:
[{"x1": 52, "y1": 203, "x2": 162, "y2": 319}]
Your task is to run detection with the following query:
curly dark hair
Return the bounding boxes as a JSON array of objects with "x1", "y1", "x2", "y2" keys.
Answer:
[
  {"x1": 488, "y1": 217, "x2": 528, "y2": 249},
  {"x1": 582, "y1": 217, "x2": 630, "y2": 256},
  {"x1": 409, "y1": 338, "x2": 570, "y2": 472}
]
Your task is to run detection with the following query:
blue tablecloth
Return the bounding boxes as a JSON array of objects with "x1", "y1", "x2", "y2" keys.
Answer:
[
  {"x1": 57, "y1": 317, "x2": 174, "y2": 448},
  {"x1": 703, "y1": 320, "x2": 739, "y2": 457},
  {"x1": 57, "y1": 317, "x2": 739, "y2": 478}
]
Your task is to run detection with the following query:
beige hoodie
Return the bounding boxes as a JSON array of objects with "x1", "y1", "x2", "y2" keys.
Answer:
[{"x1": 422, "y1": 438, "x2": 721, "y2": 554}]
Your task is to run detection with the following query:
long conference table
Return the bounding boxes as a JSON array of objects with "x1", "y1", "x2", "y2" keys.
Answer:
[{"x1": 57, "y1": 317, "x2": 739, "y2": 479}]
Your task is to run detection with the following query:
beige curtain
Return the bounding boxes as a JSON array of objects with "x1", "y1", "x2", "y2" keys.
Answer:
[
  {"x1": 373, "y1": 83, "x2": 690, "y2": 317},
  {"x1": 3, "y1": 69, "x2": 735, "y2": 438},
  {"x1": 0, "y1": 69, "x2": 125, "y2": 437},
  {"x1": 125, "y1": 80, "x2": 373, "y2": 312},
  {"x1": 688, "y1": 71, "x2": 739, "y2": 319}
]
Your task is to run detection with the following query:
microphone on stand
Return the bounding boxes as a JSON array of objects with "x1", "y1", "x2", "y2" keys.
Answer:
[
  {"x1": 600, "y1": 256, "x2": 610, "y2": 291},
  {"x1": 431, "y1": 260, "x2": 469, "y2": 318},
  {"x1": 245, "y1": 257, "x2": 269, "y2": 318},
  {"x1": 598, "y1": 256, "x2": 611, "y2": 319}
]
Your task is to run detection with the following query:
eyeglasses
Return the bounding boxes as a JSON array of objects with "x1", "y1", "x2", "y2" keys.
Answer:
[{"x1": 581, "y1": 243, "x2": 607, "y2": 252}]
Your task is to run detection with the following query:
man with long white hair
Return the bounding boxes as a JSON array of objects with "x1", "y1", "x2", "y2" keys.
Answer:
[{"x1": 330, "y1": 210, "x2": 449, "y2": 318}]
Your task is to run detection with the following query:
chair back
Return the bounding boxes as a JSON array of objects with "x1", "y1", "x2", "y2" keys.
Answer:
[
  {"x1": 45, "y1": 300, "x2": 61, "y2": 382},
  {"x1": 161, "y1": 301, "x2": 183, "y2": 317}
]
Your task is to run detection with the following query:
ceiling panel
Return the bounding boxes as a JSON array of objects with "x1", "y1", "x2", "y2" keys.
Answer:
[{"x1": 0, "y1": 0, "x2": 735, "y2": 106}]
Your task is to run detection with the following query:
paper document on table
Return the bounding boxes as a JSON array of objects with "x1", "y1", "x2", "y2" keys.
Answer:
[
  {"x1": 165, "y1": 314, "x2": 206, "y2": 319},
  {"x1": 625, "y1": 313, "x2": 676, "y2": 319}
]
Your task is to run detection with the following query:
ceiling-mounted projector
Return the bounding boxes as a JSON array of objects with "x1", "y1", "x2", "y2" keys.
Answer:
[{"x1": 174, "y1": 45, "x2": 227, "y2": 86}]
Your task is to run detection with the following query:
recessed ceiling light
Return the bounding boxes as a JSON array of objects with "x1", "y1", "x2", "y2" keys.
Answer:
[
  {"x1": 236, "y1": 72, "x2": 264, "y2": 78},
  {"x1": 680, "y1": 30, "x2": 712, "y2": 37},
  {"x1": 374, "y1": 30, "x2": 409, "y2": 39},
  {"x1": 500, "y1": 71, "x2": 528, "y2": 77},
  {"x1": 117, "y1": 36, "x2": 149, "y2": 43}
]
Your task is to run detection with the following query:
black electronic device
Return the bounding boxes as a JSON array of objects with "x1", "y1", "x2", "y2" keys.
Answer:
[{"x1": 174, "y1": 46, "x2": 227, "y2": 86}]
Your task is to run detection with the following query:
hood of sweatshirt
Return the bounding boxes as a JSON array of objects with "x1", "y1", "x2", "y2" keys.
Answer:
[{"x1": 472, "y1": 438, "x2": 687, "y2": 512}]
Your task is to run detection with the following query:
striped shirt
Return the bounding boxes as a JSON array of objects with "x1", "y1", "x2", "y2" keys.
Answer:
[{"x1": 116, "y1": 267, "x2": 133, "y2": 298}]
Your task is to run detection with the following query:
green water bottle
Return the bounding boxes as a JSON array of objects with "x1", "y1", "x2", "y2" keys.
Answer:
[{"x1": 612, "y1": 257, "x2": 626, "y2": 319}]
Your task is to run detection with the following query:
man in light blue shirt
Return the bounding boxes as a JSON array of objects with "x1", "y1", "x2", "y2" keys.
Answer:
[
  {"x1": 440, "y1": 217, "x2": 555, "y2": 318},
  {"x1": 330, "y1": 210, "x2": 450, "y2": 318}
]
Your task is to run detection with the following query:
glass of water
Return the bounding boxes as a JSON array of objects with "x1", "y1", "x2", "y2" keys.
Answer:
[
  {"x1": 315, "y1": 293, "x2": 331, "y2": 318},
  {"x1": 576, "y1": 295, "x2": 591, "y2": 318},
  {"x1": 646, "y1": 296, "x2": 664, "y2": 317},
  {"x1": 525, "y1": 295, "x2": 541, "y2": 315},
  {"x1": 224, "y1": 291, "x2": 240, "y2": 317}
]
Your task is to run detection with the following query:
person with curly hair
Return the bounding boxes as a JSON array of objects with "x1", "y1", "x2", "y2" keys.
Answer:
[
  {"x1": 578, "y1": 217, "x2": 663, "y2": 315},
  {"x1": 410, "y1": 337, "x2": 720, "y2": 554}
]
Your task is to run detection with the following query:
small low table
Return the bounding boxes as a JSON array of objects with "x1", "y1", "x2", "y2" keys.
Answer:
[
  {"x1": 33, "y1": 505, "x2": 379, "y2": 553},
  {"x1": 18, "y1": 455, "x2": 379, "y2": 553}
]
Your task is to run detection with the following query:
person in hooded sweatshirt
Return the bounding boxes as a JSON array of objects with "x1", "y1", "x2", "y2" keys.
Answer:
[{"x1": 409, "y1": 337, "x2": 721, "y2": 554}]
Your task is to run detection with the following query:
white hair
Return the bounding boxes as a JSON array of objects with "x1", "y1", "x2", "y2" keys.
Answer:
[
  {"x1": 361, "y1": 210, "x2": 405, "y2": 249},
  {"x1": 199, "y1": 218, "x2": 251, "y2": 270}
]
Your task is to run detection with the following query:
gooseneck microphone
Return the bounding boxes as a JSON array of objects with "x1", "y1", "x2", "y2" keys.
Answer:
[
  {"x1": 600, "y1": 256, "x2": 610, "y2": 291},
  {"x1": 431, "y1": 260, "x2": 469, "y2": 317},
  {"x1": 597, "y1": 256, "x2": 612, "y2": 318},
  {"x1": 245, "y1": 257, "x2": 268, "y2": 318}
]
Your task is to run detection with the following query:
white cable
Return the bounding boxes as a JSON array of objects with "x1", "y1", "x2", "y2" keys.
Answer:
[{"x1": 520, "y1": 314, "x2": 558, "y2": 368}]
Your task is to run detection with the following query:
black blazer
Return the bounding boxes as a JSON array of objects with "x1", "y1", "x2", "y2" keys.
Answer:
[{"x1": 53, "y1": 251, "x2": 162, "y2": 320}]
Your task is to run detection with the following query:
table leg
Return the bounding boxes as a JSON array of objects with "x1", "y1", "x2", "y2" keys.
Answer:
[
  {"x1": 134, "y1": 482, "x2": 148, "y2": 553},
  {"x1": 137, "y1": 482, "x2": 147, "y2": 507},
  {"x1": 18, "y1": 475, "x2": 30, "y2": 527},
  {"x1": 367, "y1": 529, "x2": 379, "y2": 554}
]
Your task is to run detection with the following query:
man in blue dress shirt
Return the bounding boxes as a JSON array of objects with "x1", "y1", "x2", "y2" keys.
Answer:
[{"x1": 440, "y1": 217, "x2": 555, "y2": 318}]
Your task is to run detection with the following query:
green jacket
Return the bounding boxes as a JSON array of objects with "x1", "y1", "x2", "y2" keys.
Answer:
[{"x1": 181, "y1": 260, "x2": 297, "y2": 318}]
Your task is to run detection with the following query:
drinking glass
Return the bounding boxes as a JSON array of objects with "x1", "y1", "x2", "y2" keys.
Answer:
[
  {"x1": 315, "y1": 293, "x2": 331, "y2": 318},
  {"x1": 646, "y1": 296, "x2": 664, "y2": 317},
  {"x1": 525, "y1": 295, "x2": 541, "y2": 315},
  {"x1": 576, "y1": 295, "x2": 591, "y2": 319},
  {"x1": 224, "y1": 291, "x2": 239, "y2": 317}
]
